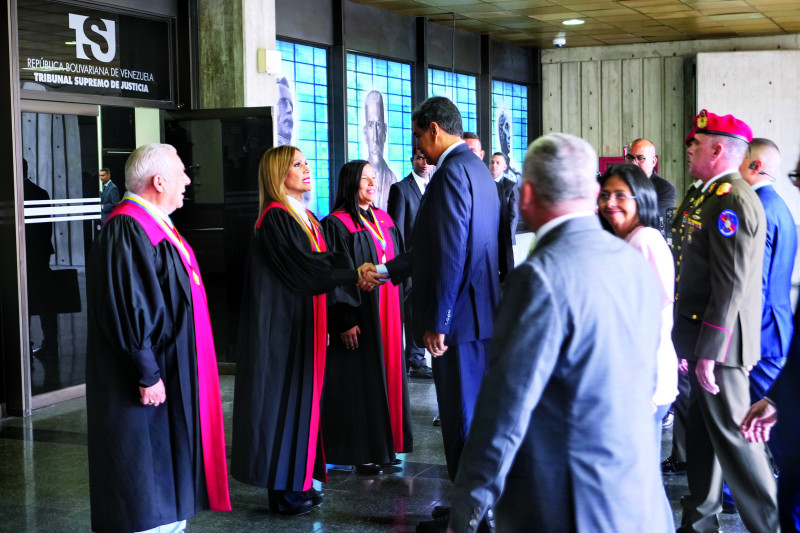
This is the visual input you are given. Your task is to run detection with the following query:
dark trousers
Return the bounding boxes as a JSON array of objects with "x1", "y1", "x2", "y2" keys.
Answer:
[
  {"x1": 431, "y1": 339, "x2": 489, "y2": 482},
  {"x1": 776, "y1": 456, "x2": 800, "y2": 531},
  {"x1": 671, "y1": 369, "x2": 691, "y2": 462},
  {"x1": 679, "y1": 363, "x2": 778, "y2": 533},
  {"x1": 655, "y1": 403, "x2": 676, "y2": 530},
  {"x1": 403, "y1": 298, "x2": 426, "y2": 369},
  {"x1": 27, "y1": 260, "x2": 58, "y2": 354},
  {"x1": 760, "y1": 358, "x2": 800, "y2": 532}
]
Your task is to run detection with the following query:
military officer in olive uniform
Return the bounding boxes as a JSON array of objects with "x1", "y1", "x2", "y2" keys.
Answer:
[{"x1": 673, "y1": 110, "x2": 778, "y2": 533}]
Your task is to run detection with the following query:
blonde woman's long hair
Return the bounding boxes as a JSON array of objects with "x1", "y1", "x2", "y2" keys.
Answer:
[{"x1": 257, "y1": 145, "x2": 321, "y2": 239}]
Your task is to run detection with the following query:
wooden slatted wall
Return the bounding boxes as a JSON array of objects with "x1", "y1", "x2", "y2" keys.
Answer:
[{"x1": 541, "y1": 33, "x2": 800, "y2": 201}]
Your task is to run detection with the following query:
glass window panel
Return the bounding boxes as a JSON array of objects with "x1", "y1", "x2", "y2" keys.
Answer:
[
  {"x1": 345, "y1": 53, "x2": 413, "y2": 208},
  {"x1": 491, "y1": 79, "x2": 528, "y2": 188},
  {"x1": 277, "y1": 40, "x2": 331, "y2": 216},
  {"x1": 427, "y1": 68, "x2": 478, "y2": 136},
  {"x1": 356, "y1": 55, "x2": 372, "y2": 74}
]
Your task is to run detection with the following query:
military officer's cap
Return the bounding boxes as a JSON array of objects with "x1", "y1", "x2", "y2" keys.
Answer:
[{"x1": 692, "y1": 109, "x2": 753, "y2": 143}]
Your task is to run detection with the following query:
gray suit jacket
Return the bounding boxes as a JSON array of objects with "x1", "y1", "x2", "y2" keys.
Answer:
[{"x1": 449, "y1": 215, "x2": 671, "y2": 533}]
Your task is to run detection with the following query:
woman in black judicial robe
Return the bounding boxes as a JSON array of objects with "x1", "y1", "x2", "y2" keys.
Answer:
[
  {"x1": 321, "y1": 160, "x2": 413, "y2": 473},
  {"x1": 231, "y1": 145, "x2": 361, "y2": 515}
]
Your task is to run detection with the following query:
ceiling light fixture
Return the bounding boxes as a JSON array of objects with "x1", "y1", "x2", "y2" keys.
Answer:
[{"x1": 562, "y1": 19, "x2": 584, "y2": 25}]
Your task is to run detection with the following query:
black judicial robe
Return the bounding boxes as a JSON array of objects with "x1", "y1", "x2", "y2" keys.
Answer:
[
  {"x1": 86, "y1": 215, "x2": 206, "y2": 533},
  {"x1": 231, "y1": 205, "x2": 358, "y2": 491},
  {"x1": 321, "y1": 208, "x2": 413, "y2": 465}
]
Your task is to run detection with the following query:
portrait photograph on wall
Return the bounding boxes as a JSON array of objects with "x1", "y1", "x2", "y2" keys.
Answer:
[
  {"x1": 492, "y1": 80, "x2": 528, "y2": 188},
  {"x1": 346, "y1": 53, "x2": 412, "y2": 211},
  {"x1": 276, "y1": 40, "x2": 331, "y2": 216}
]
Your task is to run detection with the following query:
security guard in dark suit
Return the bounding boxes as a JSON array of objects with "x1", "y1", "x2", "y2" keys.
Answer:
[
  {"x1": 388, "y1": 149, "x2": 433, "y2": 378},
  {"x1": 674, "y1": 110, "x2": 778, "y2": 533}
]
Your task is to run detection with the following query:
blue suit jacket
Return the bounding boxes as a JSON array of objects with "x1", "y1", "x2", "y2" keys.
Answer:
[
  {"x1": 756, "y1": 184, "x2": 796, "y2": 360},
  {"x1": 411, "y1": 142, "x2": 500, "y2": 346},
  {"x1": 448, "y1": 216, "x2": 670, "y2": 533}
]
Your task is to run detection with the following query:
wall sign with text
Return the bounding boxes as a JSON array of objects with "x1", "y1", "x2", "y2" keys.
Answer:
[{"x1": 18, "y1": 0, "x2": 173, "y2": 102}]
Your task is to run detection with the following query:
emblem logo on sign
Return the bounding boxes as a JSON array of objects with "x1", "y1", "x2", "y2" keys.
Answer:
[{"x1": 68, "y1": 13, "x2": 116, "y2": 63}]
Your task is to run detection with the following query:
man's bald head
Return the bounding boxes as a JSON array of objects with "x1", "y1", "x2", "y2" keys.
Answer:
[{"x1": 626, "y1": 138, "x2": 657, "y2": 178}]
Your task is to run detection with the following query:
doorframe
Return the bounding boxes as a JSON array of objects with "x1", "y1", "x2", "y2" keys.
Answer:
[
  {"x1": 1, "y1": 0, "x2": 26, "y2": 418},
  {"x1": 14, "y1": 100, "x2": 99, "y2": 414}
]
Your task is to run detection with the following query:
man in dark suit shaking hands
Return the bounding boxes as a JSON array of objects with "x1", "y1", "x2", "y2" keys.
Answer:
[
  {"x1": 388, "y1": 149, "x2": 433, "y2": 379},
  {"x1": 410, "y1": 97, "x2": 500, "y2": 529}
]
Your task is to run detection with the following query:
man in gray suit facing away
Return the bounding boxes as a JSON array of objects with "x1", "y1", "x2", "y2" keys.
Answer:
[{"x1": 446, "y1": 133, "x2": 672, "y2": 533}]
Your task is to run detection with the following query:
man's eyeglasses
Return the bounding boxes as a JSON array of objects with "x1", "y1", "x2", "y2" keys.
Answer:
[
  {"x1": 789, "y1": 171, "x2": 799, "y2": 185},
  {"x1": 598, "y1": 192, "x2": 637, "y2": 203},
  {"x1": 624, "y1": 154, "x2": 648, "y2": 163}
]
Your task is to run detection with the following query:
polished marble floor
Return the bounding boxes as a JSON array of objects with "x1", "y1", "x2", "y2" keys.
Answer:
[{"x1": 0, "y1": 375, "x2": 749, "y2": 532}]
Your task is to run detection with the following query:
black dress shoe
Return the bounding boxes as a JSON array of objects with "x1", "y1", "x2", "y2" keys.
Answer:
[
  {"x1": 277, "y1": 500, "x2": 313, "y2": 516},
  {"x1": 268, "y1": 490, "x2": 314, "y2": 516},
  {"x1": 433, "y1": 413, "x2": 441, "y2": 426},
  {"x1": 377, "y1": 460, "x2": 403, "y2": 473},
  {"x1": 661, "y1": 455, "x2": 687, "y2": 475},
  {"x1": 303, "y1": 488, "x2": 324, "y2": 507},
  {"x1": 354, "y1": 463, "x2": 383, "y2": 476},
  {"x1": 416, "y1": 516, "x2": 448, "y2": 533},
  {"x1": 409, "y1": 366, "x2": 434, "y2": 379},
  {"x1": 431, "y1": 505, "x2": 449, "y2": 519}
]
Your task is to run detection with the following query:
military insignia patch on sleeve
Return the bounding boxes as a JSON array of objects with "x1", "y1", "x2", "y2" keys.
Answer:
[
  {"x1": 716, "y1": 182, "x2": 732, "y2": 196},
  {"x1": 718, "y1": 209, "x2": 738, "y2": 237}
]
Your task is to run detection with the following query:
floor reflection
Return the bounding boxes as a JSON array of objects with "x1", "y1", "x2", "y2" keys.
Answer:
[{"x1": 0, "y1": 375, "x2": 753, "y2": 532}]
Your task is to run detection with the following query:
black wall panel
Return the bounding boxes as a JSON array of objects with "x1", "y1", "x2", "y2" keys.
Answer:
[{"x1": 426, "y1": 23, "x2": 481, "y2": 74}]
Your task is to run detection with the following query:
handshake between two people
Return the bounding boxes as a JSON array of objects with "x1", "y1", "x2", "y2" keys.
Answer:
[{"x1": 357, "y1": 263, "x2": 389, "y2": 292}]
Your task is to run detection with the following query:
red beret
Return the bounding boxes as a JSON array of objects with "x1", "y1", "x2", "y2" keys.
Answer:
[
  {"x1": 685, "y1": 127, "x2": 697, "y2": 146},
  {"x1": 692, "y1": 109, "x2": 753, "y2": 143}
]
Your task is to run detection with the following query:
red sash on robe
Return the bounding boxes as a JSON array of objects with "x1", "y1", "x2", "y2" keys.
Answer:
[
  {"x1": 108, "y1": 200, "x2": 231, "y2": 511},
  {"x1": 257, "y1": 201, "x2": 328, "y2": 489},
  {"x1": 331, "y1": 208, "x2": 405, "y2": 452}
]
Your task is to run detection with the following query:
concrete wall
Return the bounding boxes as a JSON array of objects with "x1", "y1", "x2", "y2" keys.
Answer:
[
  {"x1": 696, "y1": 50, "x2": 800, "y2": 220},
  {"x1": 198, "y1": 0, "x2": 277, "y2": 109}
]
